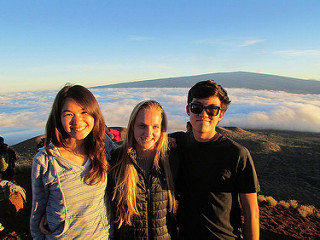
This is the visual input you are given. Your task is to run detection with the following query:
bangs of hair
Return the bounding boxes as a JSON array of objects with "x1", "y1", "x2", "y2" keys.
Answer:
[
  {"x1": 190, "y1": 86, "x2": 218, "y2": 102},
  {"x1": 65, "y1": 85, "x2": 100, "y2": 117}
]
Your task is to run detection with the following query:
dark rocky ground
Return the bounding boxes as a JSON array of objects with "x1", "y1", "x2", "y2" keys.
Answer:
[
  {"x1": 1, "y1": 127, "x2": 319, "y2": 239},
  {"x1": 217, "y1": 127, "x2": 320, "y2": 209}
]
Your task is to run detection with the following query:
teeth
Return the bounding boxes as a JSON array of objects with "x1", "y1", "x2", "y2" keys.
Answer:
[
  {"x1": 142, "y1": 138, "x2": 152, "y2": 141},
  {"x1": 73, "y1": 126, "x2": 86, "y2": 131}
]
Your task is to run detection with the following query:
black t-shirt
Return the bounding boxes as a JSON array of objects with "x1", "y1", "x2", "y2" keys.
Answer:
[{"x1": 170, "y1": 131, "x2": 260, "y2": 240}]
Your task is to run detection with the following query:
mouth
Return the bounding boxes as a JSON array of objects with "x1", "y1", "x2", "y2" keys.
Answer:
[
  {"x1": 197, "y1": 118, "x2": 210, "y2": 122},
  {"x1": 71, "y1": 126, "x2": 87, "y2": 132},
  {"x1": 141, "y1": 138, "x2": 153, "y2": 143}
]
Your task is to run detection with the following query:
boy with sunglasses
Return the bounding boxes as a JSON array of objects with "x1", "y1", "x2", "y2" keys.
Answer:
[{"x1": 171, "y1": 80, "x2": 260, "y2": 240}]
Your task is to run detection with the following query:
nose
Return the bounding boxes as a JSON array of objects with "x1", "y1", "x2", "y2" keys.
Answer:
[
  {"x1": 199, "y1": 108, "x2": 208, "y2": 117},
  {"x1": 144, "y1": 126, "x2": 153, "y2": 137},
  {"x1": 71, "y1": 114, "x2": 81, "y2": 125}
]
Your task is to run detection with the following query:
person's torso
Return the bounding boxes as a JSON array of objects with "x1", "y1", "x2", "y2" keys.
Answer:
[
  {"x1": 40, "y1": 149, "x2": 110, "y2": 239},
  {"x1": 172, "y1": 132, "x2": 243, "y2": 240},
  {"x1": 110, "y1": 148, "x2": 176, "y2": 240}
]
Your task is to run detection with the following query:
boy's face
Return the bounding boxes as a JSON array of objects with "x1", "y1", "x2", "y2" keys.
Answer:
[{"x1": 186, "y1": 96, "x2": 224, "y2": 140}]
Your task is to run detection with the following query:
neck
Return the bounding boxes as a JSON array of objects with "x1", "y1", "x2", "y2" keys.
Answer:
[
  {"x1": 58, "y1": 139, "x2": 88, "y2": 166},
  {"x1": 136, "y1": 148, "x2": 156, "y2": 159},
  {"x1": 193, "y1": 130, "x2": 219, "y2": 142},
  {"x1": 64, "y1": 138, "x2": 86, "y2": 154}
]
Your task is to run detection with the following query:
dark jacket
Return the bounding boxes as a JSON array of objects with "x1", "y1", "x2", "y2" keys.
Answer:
[
  {"x1": 108, "y1": 147, "x2": 178, "y2": 240},
  {"x1": 0, "y1": 143, "x2": 17, "y2": 181}
]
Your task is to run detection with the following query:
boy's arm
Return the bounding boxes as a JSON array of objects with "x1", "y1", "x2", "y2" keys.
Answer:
[{"x1": 239, "y1": 193, "x2": 260, "y2": 240}]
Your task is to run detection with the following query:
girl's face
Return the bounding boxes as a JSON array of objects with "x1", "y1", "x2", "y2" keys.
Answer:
[
  {"x1": 61, "y1": 98, "x2": 95, "y2": 141},
  {"x1": 133, "y1": 109, "x2": 162, "y2": 154}
]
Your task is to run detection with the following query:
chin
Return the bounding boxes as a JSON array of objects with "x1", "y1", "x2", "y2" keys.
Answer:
[
  {"x1": 73, "y1": 132, "x2": 90, "y2": 140},
  {"x1": 142, "y1": 145, "x2": 155, "y2": 151},
  {"x1": 195, "y1": 126, "x2": 213, "y2": 134}
]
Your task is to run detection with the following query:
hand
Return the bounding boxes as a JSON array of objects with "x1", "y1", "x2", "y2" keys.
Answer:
[
  {"x1": 168, "y1": 137, "x2": 177, "y2": 148},
  {"x1": 174, "y1": 200, "x2": 179, "y2": 214},
  {"x1": 39, "y1": 214, "x2": 51, "y2": 235}
]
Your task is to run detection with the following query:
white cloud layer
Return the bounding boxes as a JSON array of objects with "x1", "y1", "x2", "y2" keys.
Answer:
[{"x1": 1, "y1": 88, "x2": 320, "y2": 145}]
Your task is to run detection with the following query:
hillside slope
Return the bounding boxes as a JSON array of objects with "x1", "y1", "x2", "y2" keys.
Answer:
[{"x1": 94, "y1": 71, "x2": 320, "y2": 94}]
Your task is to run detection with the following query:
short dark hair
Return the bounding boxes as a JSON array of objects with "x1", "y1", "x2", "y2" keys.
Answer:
[
  {"x1": 187, "y1": 80, "x2": 231, "y2": 112},
  {"x1": 0, "y1": 136, "x2": 3, "y2": 145}
]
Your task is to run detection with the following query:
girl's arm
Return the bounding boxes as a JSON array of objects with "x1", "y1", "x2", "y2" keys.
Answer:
[
  {"x1": 30, "y1": 153, "x2": 49, "y2": 239},
  {"x1": 105, "y1": 134, "x2": 117, "y2": 160}
]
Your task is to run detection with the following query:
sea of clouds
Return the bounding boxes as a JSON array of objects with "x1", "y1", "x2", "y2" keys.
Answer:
[{"x1": 1, "y1": 87, "x2": 320, "y2": 145}]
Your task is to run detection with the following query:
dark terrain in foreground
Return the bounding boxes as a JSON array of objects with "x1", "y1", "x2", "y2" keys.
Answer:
[{"x1": 1, "y1": 127, "x2": 320, "y2": 239}]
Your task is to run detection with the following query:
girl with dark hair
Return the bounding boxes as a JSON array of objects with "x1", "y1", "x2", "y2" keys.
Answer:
[
  {"x1": 108, "y1": 100, "x2": 178, "y2": 240},
  {"x1": 30, "y1": 85, "x2": 114, "y2": 239}
]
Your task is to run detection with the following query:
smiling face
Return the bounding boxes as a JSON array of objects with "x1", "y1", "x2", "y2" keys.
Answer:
[
  {"x1": 61, "y1": 98, "x2": 95, "y2": 142},
  {"x1": 187, "y1": 96, "x2": 225, "y2": 142},
  {"x1": 133, "y1": 109, "x2": 162, "y2": 156}
]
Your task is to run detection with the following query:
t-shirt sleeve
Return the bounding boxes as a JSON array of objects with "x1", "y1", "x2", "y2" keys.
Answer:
[
  {"x1": 236, "y1": 147, "x2": 260, "y2": 193},
  {"x1": 168, "y1": 147, "x2": 180, "y2": 187}
]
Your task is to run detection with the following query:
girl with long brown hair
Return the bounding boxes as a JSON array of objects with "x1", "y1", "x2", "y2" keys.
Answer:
[
  {"x1": 108, "y1": 100, "x2": 178, "y2": 240},
  {"x1": 30, "y1": 85, "x2": 114, "y2": 239}
]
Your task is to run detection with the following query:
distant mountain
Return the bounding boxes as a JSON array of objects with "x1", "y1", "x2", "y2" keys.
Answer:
[{"x1": 94, "y1": 71, "x2": 320, "y2": 94}]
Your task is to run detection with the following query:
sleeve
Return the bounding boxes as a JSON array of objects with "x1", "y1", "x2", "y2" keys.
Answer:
[
  {"x1": 30, "y1": 153, "x2": 49, "y2": 240},
  {"x1": 107, "y1": 150, "x2": 119, "y2": 239},
  {"x1": 105, "y1": 134, "x2": 117, "y2": 161},
  {"x1": 168, "y1": 131, "x2": 186, "y2": 151},
  {"x1": 8, "y1": 147, "x2": 17, "y2": 162},
  {"x1": 236, "y1": 146, "x2": 260, "y2": 193},
  {"x1": 168, "y1": 147, "x2": 180, "y2": 188}
]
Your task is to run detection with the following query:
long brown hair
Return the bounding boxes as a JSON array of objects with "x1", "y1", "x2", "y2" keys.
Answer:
[
  {"x1": 112, "y1": 100, "x2": 175, "y2": 227},
  {"x1": 45, "y1": 84, "x2": 108, "y2": 185}
]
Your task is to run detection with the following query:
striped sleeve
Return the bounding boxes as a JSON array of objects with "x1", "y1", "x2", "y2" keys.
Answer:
[{"x1": 30, "y1": 151, "x2": 49, "y2": 240}]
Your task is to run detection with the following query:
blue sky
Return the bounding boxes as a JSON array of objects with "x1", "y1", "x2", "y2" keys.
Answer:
[{"x1": 1, "y1": 0, "x2": 320, "y2": 92}]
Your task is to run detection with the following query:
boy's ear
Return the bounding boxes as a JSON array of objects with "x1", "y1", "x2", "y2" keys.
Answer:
[
  {"x1": 218, "y1": 110, "x2": 225, "y2": 122},
  {"x1": 186, "y1": 105, "x2": 190, "y2": 116}
]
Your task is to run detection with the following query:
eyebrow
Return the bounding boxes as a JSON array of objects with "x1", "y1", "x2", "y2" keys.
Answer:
[
  {"x1": 62, "y1": 107, "x2": 86, "y2": 112},
  {"x1": 136, "y1": 122, "x2": 161, "y2": 126}
]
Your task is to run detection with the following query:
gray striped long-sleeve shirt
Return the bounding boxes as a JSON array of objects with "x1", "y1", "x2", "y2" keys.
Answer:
[{"x1": 30, "y1": 137, "x2": 115, "y2": 240}]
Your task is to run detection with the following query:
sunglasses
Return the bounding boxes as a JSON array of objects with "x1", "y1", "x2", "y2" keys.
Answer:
[{"x1": 189, "y1": 103, "x2": 221, "y2": 116}]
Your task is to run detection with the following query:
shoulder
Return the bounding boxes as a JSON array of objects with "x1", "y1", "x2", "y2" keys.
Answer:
[
  {"x1": 33, "y1": 146, "x2": 57, "y2": 166},
  {"x1": 169, "y1": 131, "x2": 187, "y2": 139},
  {"x1": 106, "y1": 134, "x2": 117, "y2": 153},
  {"x1": 110, "y1": 146, "x2": 123, "y2": 167},
  {"x1": 33, "y1": 148, "x2": 47, "y2": 161},
  {"x1": 169, "y1": 131, "x2": 193, "y2": 145},
  {"x1": 8, "y1": 147, "x2": 16, "y2": 155},
  {"x1": 0, "y1": 144, "x2": 9, "y2": 153},
  {"x1": 203, "y1": 135, "x2": 253, "y2": 164},
  {"x1": 218, "y1": 135, "x2": 250, "y2": 153}
]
